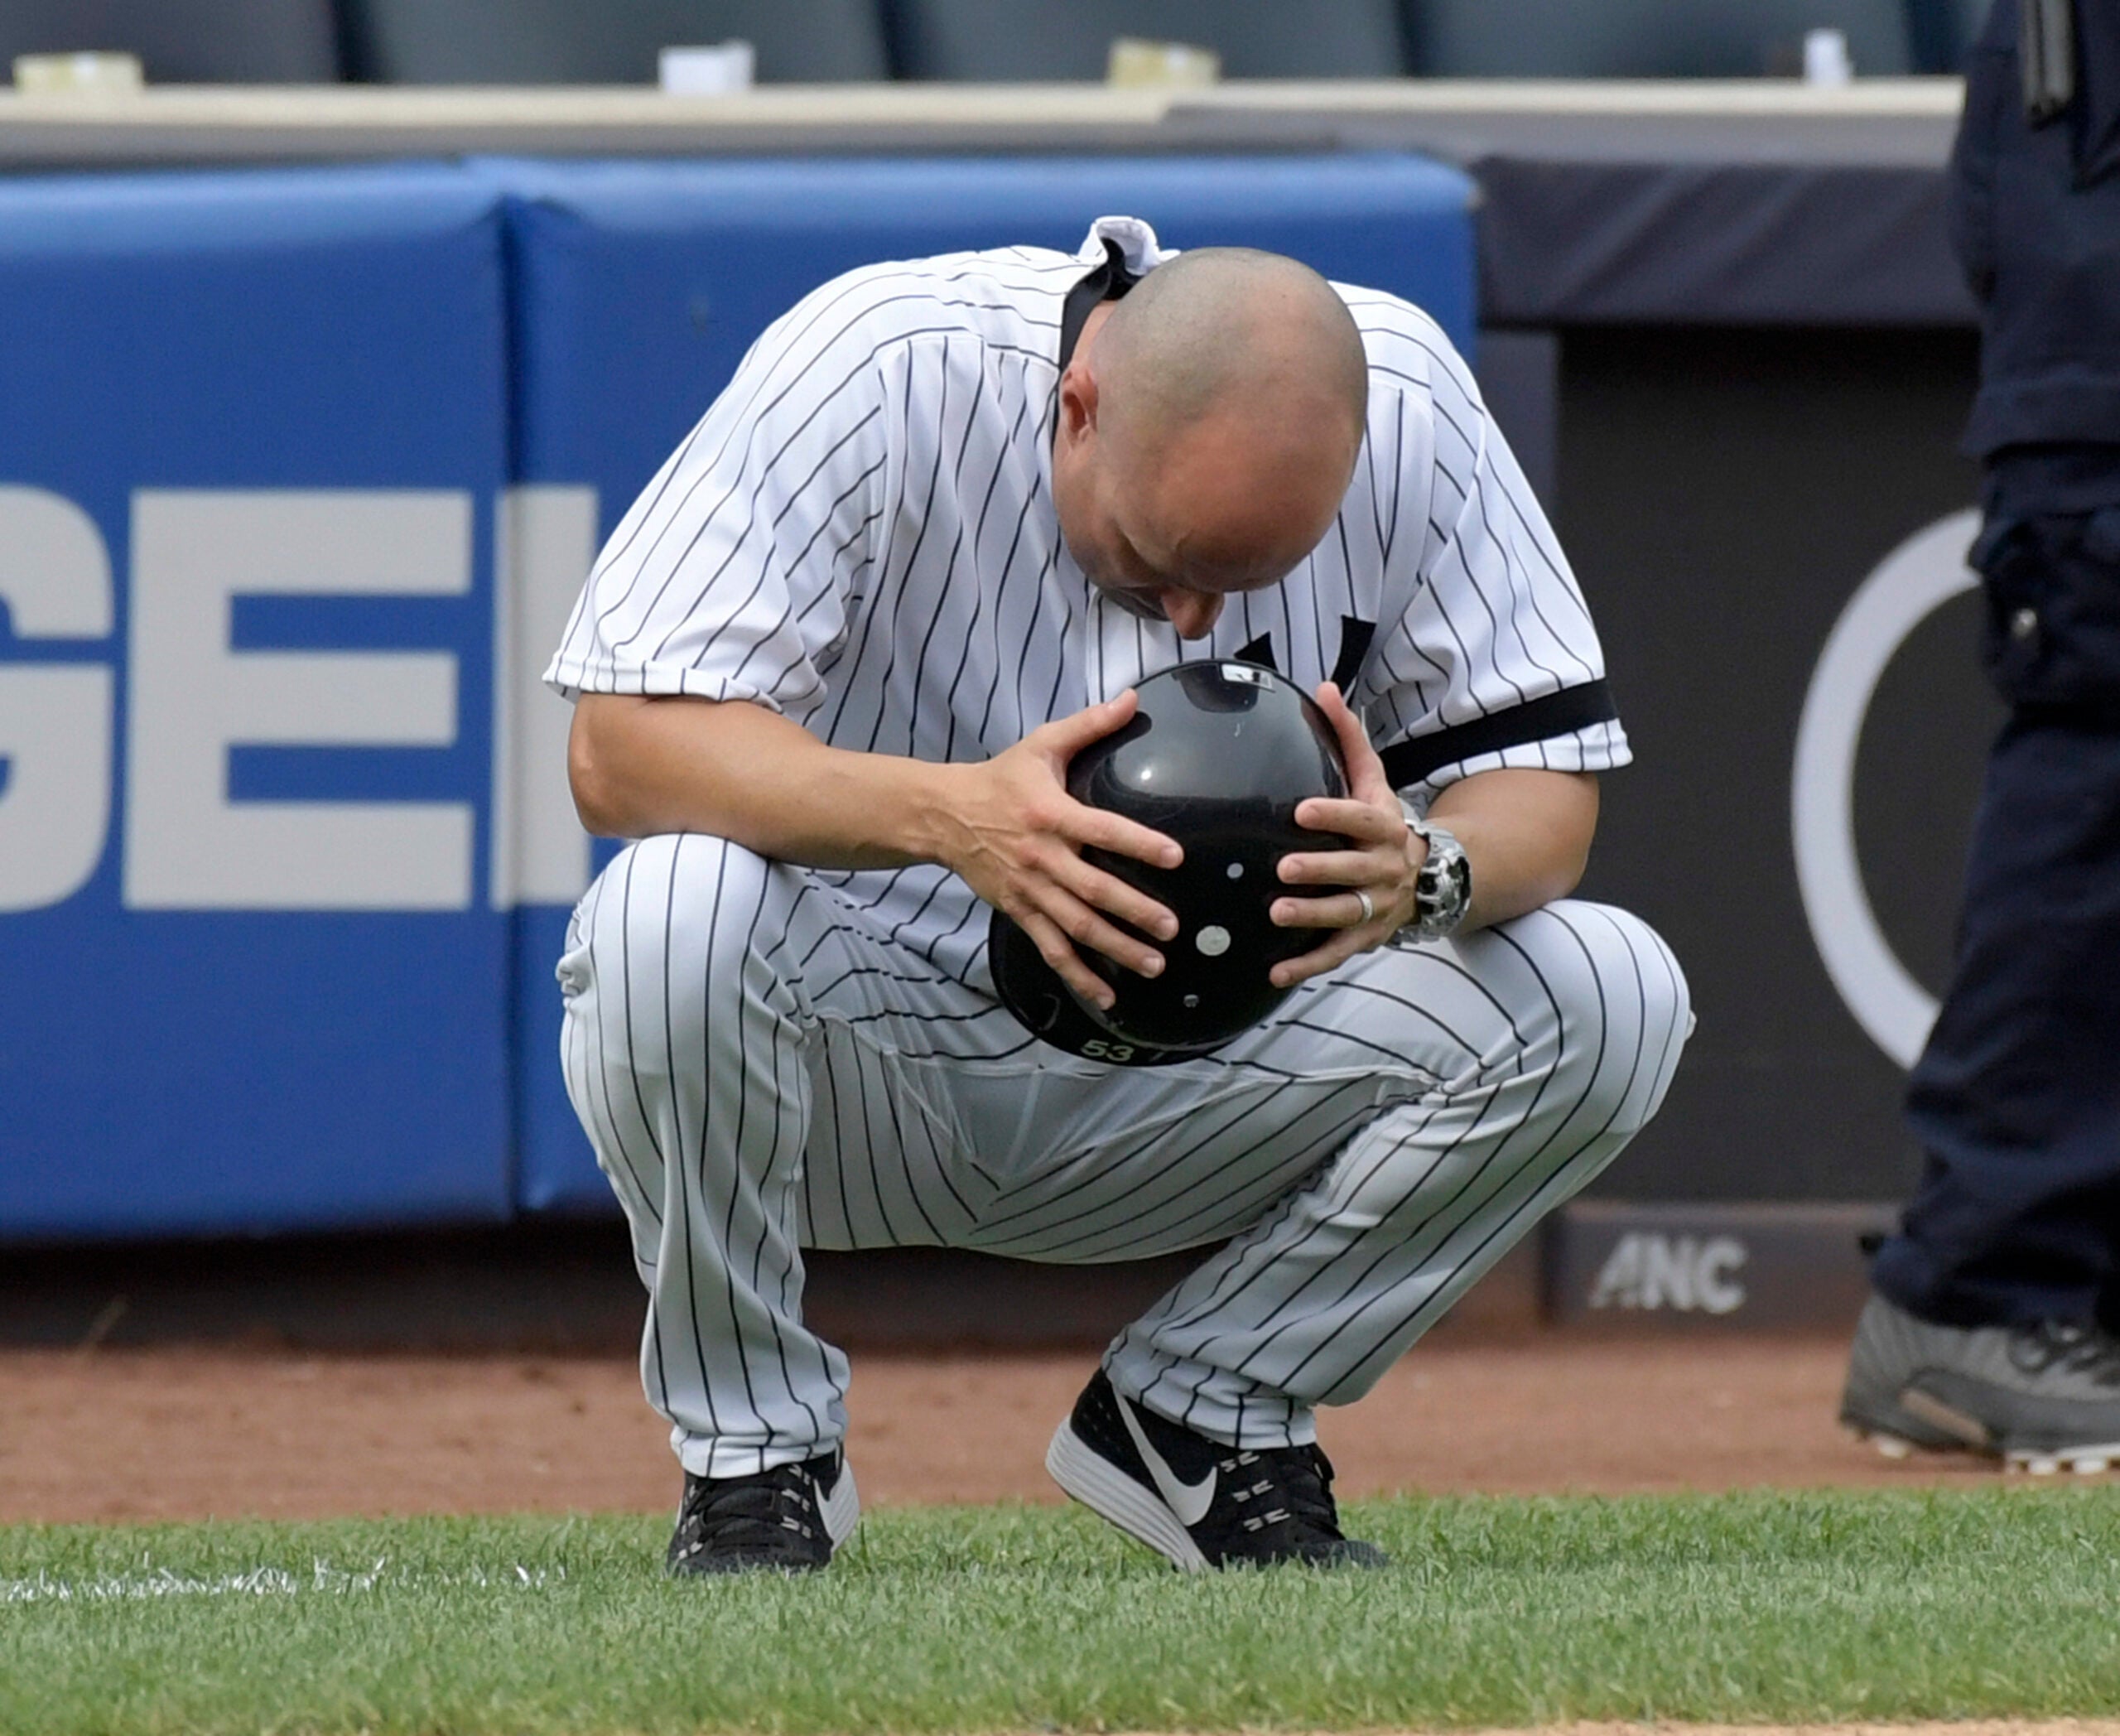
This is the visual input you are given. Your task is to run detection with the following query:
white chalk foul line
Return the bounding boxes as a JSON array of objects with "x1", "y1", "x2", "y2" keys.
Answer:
[{"x1": 0, "y1": 1559, "x2": 566, "y2": 1604}]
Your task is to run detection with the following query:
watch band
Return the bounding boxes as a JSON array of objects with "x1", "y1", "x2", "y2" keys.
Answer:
[{"x1": 1400, "y1": 814, "x2": 1472, "y2": 943}]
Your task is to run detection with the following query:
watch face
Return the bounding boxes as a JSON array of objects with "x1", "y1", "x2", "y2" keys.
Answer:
[{"x1": 1411, "y1": 826, "x2": 1470, "y2": 938}]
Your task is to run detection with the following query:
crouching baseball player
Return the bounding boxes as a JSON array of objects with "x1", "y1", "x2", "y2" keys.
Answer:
[{"x1": 547, "y1": 220, "x2": 1691, "y2": 1574}]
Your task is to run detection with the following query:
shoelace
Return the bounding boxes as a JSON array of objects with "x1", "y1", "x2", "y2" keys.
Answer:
[
  {"x1": 2010, "y1": 1320, "x2": 2120, "y2": 1386},
  {"x1": 1209, "y1": 1444, "x2": 1343, "y2": 1541},
  {"x1": 676, "y1": 1465, "x2": 821, "y2": 1554}
]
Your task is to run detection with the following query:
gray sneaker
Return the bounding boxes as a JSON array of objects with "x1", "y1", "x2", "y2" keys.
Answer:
[{"x1": 1841, "y1": 1293, "x2": 2120, "y2": 1473}]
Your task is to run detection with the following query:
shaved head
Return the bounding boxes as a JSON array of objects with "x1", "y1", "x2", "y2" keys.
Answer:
[
  {"x1": 1050, "y1": 246, "x2": 1371, "y2": 639},
  {"x1": 1095, "y1": 248, "x2": 1369, "y2": 462}
]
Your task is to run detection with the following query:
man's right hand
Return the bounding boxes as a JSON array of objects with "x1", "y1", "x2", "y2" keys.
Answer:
[
  {"x1": 570, "y1": 687, "x2": 1181, "y2": 1011},
  {"x1": 933, "y1": 692, "x2": 1183, "y2": 1011}
]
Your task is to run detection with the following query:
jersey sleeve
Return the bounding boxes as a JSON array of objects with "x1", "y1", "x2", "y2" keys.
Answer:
[
  {"x1": 1364, "y1": 352, "x2": 1630, "y2": 803},
  {"x1": 543, "y1": 278, "x2": 894, "y2": 716}
]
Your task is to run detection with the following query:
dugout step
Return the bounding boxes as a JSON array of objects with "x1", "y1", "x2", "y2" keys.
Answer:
[
  {"x1": 0, "y1": 1226, "x2": 1536, "y2": 1354},
  {"x1": 0, "y1": 1203, "x2": 1901, "y2": 1352}
]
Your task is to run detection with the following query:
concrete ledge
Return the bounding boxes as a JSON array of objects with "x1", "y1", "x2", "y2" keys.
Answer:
[{"x1": 0, "y1": 78, "x2": 1959, "y2": 167}]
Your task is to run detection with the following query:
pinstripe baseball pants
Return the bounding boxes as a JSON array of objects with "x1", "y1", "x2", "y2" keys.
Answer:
[{"x1": 559, "y1": 832, "x2": 1690, "y2": 1478}]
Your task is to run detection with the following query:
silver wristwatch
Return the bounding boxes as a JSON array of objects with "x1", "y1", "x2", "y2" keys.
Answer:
[{"x1": 1395, "y1": 813, "x2": 1472, "y2": 944}]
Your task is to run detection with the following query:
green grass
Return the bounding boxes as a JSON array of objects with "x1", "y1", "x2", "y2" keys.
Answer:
[{"x1": 6, "y1": 1490, "x2": 2120, "y2": 1734}]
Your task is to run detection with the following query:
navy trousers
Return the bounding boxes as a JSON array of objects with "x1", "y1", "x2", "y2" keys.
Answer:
[{"x1": 1872, "y1": 509, "x2": 2120, "y2": 1329}]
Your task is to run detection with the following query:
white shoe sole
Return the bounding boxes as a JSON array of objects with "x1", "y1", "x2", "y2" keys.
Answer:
[
  {"x1": 822, "y1": 1460, "x2": 861, "y2": 1547},
  {"x1": 1848, "y1": 1424, "x2": 2120, "y2": 1477},
  {"x1": 2007, "y1": 1444, "x2": 2120, "y2": 1476},
  {"x1": 1045, "y1": 1419, "x2": 1209, "y2": 1573}
]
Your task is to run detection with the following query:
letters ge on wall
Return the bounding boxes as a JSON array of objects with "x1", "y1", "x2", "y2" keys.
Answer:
[{"x1": 0, "y1": 484, "x2": 599, "y2": 916}]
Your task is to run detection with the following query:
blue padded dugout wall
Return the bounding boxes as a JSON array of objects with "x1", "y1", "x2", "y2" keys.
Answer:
[
  {"x1": 0, "y1": 153, "x2": 1475, "y2": 1241},
  {"x1": 494, "y1": 153, "x2": 1478, "y2": 1213},
  {"x1": 0, "y1": 165, "x2": 513, "y2": 1240}
]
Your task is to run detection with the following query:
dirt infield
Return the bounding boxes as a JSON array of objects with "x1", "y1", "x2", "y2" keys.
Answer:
[{"x1": 0, "y1": 1333, "x2": 2006, "y2": 1526}]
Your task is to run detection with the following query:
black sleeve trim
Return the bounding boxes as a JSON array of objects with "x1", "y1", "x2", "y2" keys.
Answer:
[{"x1": 1379, "y1": 680, "x2": 1620, "y2": 788}]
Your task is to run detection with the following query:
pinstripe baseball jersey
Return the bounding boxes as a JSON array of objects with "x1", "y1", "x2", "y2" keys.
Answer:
[{"x1": 546, "y1": 216, "x2": 1627, "y2": 983}]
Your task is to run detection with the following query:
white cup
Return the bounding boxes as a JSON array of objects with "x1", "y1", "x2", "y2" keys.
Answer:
[
  {"x1": 659, "y1": 41, "x2": 755, "y2": 94},
  {"x1": 1803, "y1": 27, "x2": 1854, "y2": 84}
]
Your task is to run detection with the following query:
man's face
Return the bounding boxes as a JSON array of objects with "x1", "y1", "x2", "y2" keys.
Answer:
[
  {"x1": 1058, "y1": 461, "x2": 1280, "y2": 641},
  {"x1": 1053, "y1": 365, "x2": 1353, "y2": 644}
]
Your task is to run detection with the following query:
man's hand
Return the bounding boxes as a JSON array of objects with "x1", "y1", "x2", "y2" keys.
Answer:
[
  {"x1": 1269, "y1": 682, "x2": 1602, "y2": 988},
  {"x1": 569, "y1": 690, "x2": 1179, "y2": 1011},
  {"x1": 1268, "y1": 682, "x2": 1419, "y2": 988},
  {"x1": 934, "y1": 692, "x2": 1183, "y2": 1012}
]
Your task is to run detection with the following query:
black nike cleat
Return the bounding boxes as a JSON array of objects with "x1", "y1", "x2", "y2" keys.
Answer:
[
  {"x1": 1046, "y1": 1367, "x2": 1386, "y2": 1571},
  {"x1": 666, "y1": 1450, "x2": 859, "y2": 1576}
]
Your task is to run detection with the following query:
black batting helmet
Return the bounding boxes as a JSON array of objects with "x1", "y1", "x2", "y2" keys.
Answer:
[{"x1": 988, "y1": 659, "x2": 1351, "y2": 1066}]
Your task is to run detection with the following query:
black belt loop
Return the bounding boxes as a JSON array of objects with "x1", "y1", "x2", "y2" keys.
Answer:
[{"x1": 2021, "y1": 0, "x2": 2075, "y2": 123}]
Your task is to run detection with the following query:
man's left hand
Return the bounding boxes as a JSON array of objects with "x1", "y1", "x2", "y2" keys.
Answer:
[{"x1": 1268, "y1": 682, "x2": 1421, "y2": 988}]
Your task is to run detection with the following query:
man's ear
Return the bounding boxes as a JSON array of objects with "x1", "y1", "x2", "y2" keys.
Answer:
[{"x1": 1058, "y1": 361, "x2": 1099, "y2": 446}]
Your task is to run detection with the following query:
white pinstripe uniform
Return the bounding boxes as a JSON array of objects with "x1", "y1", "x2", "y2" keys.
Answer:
[{"x1": 547, "y1": 218, "x2": 1690, "y2": 1479}]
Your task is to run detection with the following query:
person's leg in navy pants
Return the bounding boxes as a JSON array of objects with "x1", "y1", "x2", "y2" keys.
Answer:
[
  {"x1": 1845, "y1": 510, "x2": 2120, "y2": 1468},
  {"x1": 1873, "y1": 511, "x2": 2120, "y2": 1330}
]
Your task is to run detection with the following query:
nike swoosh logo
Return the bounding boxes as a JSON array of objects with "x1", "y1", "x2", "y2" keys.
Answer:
[{"x1": 1115, "y1": 1390, "x2": 1216, "y2": 1528}]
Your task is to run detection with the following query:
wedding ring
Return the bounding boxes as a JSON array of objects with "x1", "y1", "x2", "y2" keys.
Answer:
[{"x1": 1354, "y1": 888, "x2": 1376, "y2": 925}]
